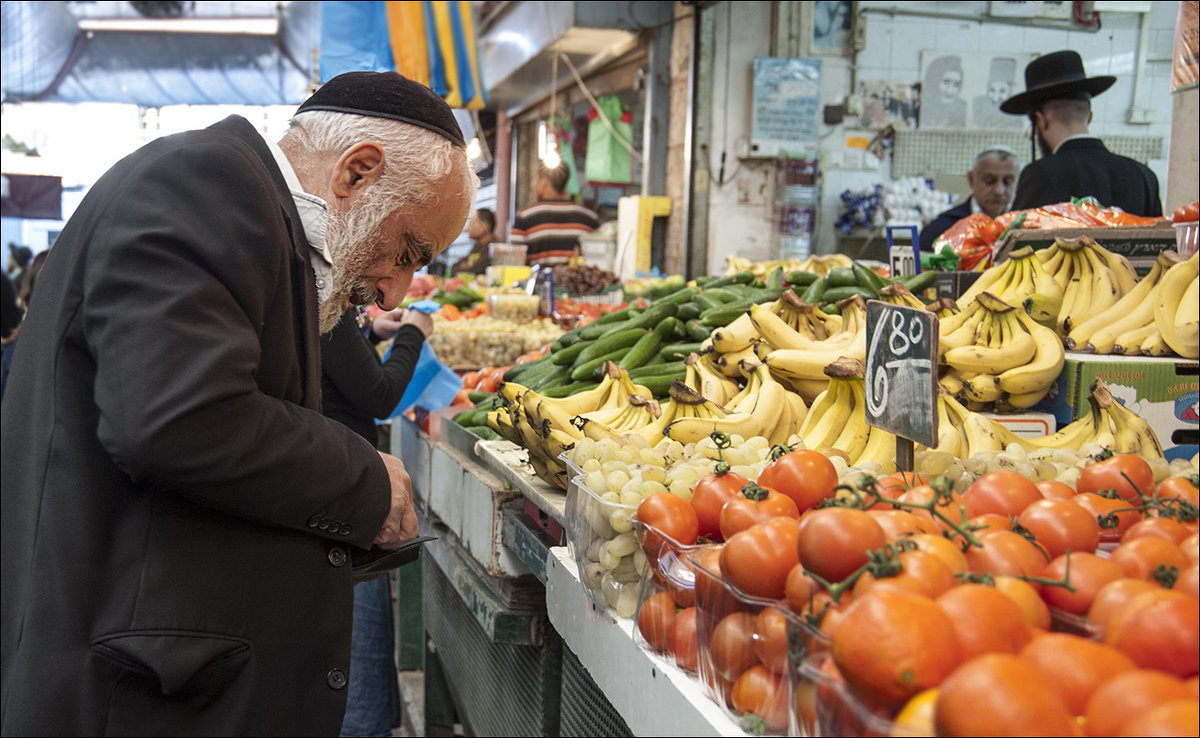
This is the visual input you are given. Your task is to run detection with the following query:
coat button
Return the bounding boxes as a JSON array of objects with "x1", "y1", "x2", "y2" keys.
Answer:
[
  {"x1": 307, "y1": 515, "x2": 321, "y2": 528},
  {"x1": 338, "y1": 524, "x2": 353, "y2": 536},
  {"x1": 327, "y1": 547, "x2": 347, "y2": 567},
  {"x1": 318, "y1": 516, "x2": 332, "y2": 531},
  {"x1": 327, "y1": 668, "x2": 347, "y2": 690}
]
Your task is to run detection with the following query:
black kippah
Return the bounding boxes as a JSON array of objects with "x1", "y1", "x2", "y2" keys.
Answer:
[{"x1": 296, "y1": 71, "x2": 465, "y2": 149}]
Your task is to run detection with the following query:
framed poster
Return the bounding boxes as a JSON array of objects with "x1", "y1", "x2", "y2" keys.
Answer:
[
  {"x1": 750, "y1": 57, "x2": 822, "y2": 158},
  {"x1": 857, "y1": 80, "x2": 920, "y2": 129},
  {"x1": 919, "y1": 50, "x2": 1035, "y2": 130},
  {"x1": 809, "y1": 1, "x2": 854, "y2": 56}
]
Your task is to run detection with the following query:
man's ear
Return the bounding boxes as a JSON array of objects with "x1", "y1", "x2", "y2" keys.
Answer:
[{"x1": 331, "y1": 142, "x2": 385, "y2": 198}]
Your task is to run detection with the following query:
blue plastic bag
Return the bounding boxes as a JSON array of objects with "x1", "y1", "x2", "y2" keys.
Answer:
[{"x1": 387, "y1": 341, "x2": 462, "y2": 417}]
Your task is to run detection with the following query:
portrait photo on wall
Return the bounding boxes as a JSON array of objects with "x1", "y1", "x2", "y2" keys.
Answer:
[
  {"x1": 919, "y1": 50, "x2": 1034, "y2": 130},
  {"x1": 857, "y1": 80, "x2": 920, "y2": 129},
  {"x1": 811, "y1": 0, "x2": 854, "y2": 54}
]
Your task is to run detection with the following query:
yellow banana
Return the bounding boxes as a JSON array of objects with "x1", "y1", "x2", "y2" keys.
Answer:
[
  {"x1": 943, "y1": 312, "x2": 1036, "y2": 375},
  {"x1": 1154, "y1": 251, "x2": 1200, "y2": 358},
  {"x1": 712, "y1": 342, "x2": 761, "y2": 378},
  {"x1": 798, "y1": 377, "x2": 851, "y2": 452},
  {"x1": 1140, "y1": 329, "x2": 1172, "y2": 357},
  {"x1": 748, "y1": 301, "x2": 811, "y2": 350},
  {"x1": 956, "y1": 258, "x2": 1012, "y2": 307},
  {"x1": 828, "y1": 376, "x2": 870, "y2": 460},
  {"x1": 1079, "y1": 243, "x2": 1122, "y2": 320},
  {"x1": 1092, "y1": 244, "x2": 1138, "y2": 296},
  {"x1": 1113, "y1": 321, "x2": 1158, "y2": 356},
  {"x1": 1059, "y1": 247, "x2": 1094, "y2": 335},
  {"x1": 1021, "y1": 400, "x2": 1104, "y2": 451},
  {"x1": 962, "y1": 373, "x2": 1003, "y2": 404},
  {"x1": 1091, "y1": 380, "x2": 1164, "y2": 459},
  {"x1": 710, "y1": 311, "x2": 760, "y2": 353},
  {"x1": 1174, "y1": 274, "x2": 1200, "y2": 355},
  {"x1": 1070, "y1": 252, "x2": 1176, "y2": 353},
  {"x1": 1021, "y1": 249, "x2": 1065, "y2": 328},
  {"x1": 877, "y1": 283, "x2": 926, "y2": 309},
  {"x1": 995, "y1": 307, "x2": 1066, "y2": 397},
  {"x1": 853, "y1": 424, "x2": 898, "y2": 473},
  {"x1": 786, "y1": 376, "x2": 830, "y2": 404}
]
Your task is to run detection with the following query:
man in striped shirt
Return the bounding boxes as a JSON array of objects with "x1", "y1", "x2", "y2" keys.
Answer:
[{"x1": 509, "y1": 161, "x2": 600, "y2": 267}]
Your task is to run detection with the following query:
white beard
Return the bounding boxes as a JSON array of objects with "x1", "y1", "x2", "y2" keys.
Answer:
[{"x1": 318, "y1": 189, "x2": 394, "y2": 334}]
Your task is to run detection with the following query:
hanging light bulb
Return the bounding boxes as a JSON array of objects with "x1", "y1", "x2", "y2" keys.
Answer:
[{"x1": 537, "y1": 120, "x2": 561, "y2": 168}]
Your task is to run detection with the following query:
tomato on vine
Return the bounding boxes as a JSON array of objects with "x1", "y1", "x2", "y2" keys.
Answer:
[
  {"x1": 689, "y1": 466, "x2": 748, "y2": 542},
  {"x1": 718, "y1": 481, "x2": 799, "y2": 540},
  {"x1": 757, "y1": 447, "x2": 838, "y2": 513},
  {"x1": 1077, "y1": 453, "x2": 1155, "y2": 503}
]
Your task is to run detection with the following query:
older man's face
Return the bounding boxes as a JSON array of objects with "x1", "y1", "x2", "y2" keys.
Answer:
[
  {"x1": 320, "y1": 174, "x2": 469, "y2": 333},
  {"x1": 967, "y1": 156, "x2": 1018, "y2": 218}
]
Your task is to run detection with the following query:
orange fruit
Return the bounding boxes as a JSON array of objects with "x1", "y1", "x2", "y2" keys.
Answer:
[
  {"x1": 934, "y1": 653, "x2": 1076, "y2": 736},
  {"x1": 1083, "y1": 669, "x2": 1194, "y2": 737},
  {"x1": 831, "y1": 588, "x2": 962, "y2": 711},
  {"x1": 1115, "y1": 698, "x2": 1200, "y2": 737},
  {"x1": 1019, "y1": 632, "x2": 1136, "y2": 715},
  {"x1": 1104, "y1": 589, "x2": 1200, "y2": 678},
  {"x1": 937, "y1": 583, "x2": 1033, "y2": 660}
]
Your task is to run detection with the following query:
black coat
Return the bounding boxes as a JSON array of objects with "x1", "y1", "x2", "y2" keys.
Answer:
[
  {"x1": 320, "y1": 309, "x2": 424, "y2": 446},
  {"x1": 1011, "y1": 138, "x2": 1162, "y2": 216},
  {"x1": 1, "y1": 116, "x2": 390, "y2": 736},
  {"x1": 919, "y1": 199, "x2": 974, "y2": 251}
]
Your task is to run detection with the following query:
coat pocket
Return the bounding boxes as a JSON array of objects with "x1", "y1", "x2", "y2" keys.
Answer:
[{"x1": 91, "y1": 630, "x2": 251, "y2": 695}]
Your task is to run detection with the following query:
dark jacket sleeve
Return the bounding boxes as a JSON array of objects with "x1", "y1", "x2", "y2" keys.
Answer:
[
  {"x1": 321, "y1": 311, "x2": 425, "y2": 421},
  {"x1": 0, "y1": 271, "x2": 19, "y2": 337}
]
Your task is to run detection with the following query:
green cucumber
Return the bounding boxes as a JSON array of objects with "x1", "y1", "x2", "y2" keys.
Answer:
[
  {"x1": 464, "y1": 425, "x2": 503, "y2": 441},
  {"x1": 785, "y1": 269, "x2": 819, "y2": 286},
  {"x1": 851, "y1": 261, "x2": 887, "y2": 294},
  {"x1": 898, "y1": 270, "x2": 939, "y2": 294},
  {"x1": 618, "y1": 330, "x2": 665, "y2": 371},
  {"x1": 764, "y1": 266, "x2": 785, "y2": 291},
  {"x1": 657, "y1": 342, "x2": 707, "y2": 362},
  {"x1": 697, "y1": 287, "x2": 742, "y2": 304},
  {"x1": 551, "y1": 339, "x2": 591, "y2": 366},
  {"x1": 826, "y1": 267, "x2": 859, "y2": 288},
  {"x1": 572, "y1": 328, "x2": 649, "y2": 368},
  {"x1": 799, "y1": 277, "x2": 827, "y2": 303},
  {"x1": 530, "y1": 364, "x2": 574, "y2": 391},
  {"x1": 628, "y1": 360, "x2": 687, "y2": 379},
  {"x1": 635, "y1": 374, "x2": 681, "y2": 398},
  {"x1": 467, "y1": 390, "x2": 496, "y2": 405},
  {"x1": 675, "y1": 302, "x2": 702, "y2": 321},
  {"x1": 572, "y1": 347, "x2": 633, "y2": 381},
  {"x1": 648, "y1": 285, "x2": 701, "y2": 307},
  {"x1": 502, "y1": 356, "x2": 555, "y2": 383},
  {"x1": 540, "y1": 380, "x2": 600, "y2": 398},
  {"x1": 685, "y1": 319, "x2": 712, "y2": 342},
  {"x1": 819, "y1": 285, "x2": 876, "y2": 303},
  {"x1": 704, "y1": 270, "x2": 755, "y2": 289}
]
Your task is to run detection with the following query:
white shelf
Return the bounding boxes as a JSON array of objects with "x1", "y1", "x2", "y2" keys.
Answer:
[{"x1": 545, "y1": 546, "x2": 746, "y2": 737}]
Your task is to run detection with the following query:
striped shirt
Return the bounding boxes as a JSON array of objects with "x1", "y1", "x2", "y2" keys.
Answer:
[{"x1": 509, "y1": 199, "x2": 600, "y2": 267}]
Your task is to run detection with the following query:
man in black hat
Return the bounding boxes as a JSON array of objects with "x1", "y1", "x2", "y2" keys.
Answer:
[
  {"x1": 1001, "y1": 50, "x2": 1161, "y2": 216},
  {"x1": 1, "y1": 72, "x2": 477, "y2": 736}
]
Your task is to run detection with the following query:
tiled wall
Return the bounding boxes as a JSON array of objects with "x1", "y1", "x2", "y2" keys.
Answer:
[{"x1": 701, "y1": 1, "x2": 1183, "y2": 273}]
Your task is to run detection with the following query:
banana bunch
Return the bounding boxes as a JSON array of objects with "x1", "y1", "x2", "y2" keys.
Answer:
[
  {"x1": 682, "y1": 352, "x2": 741, "y2": 406},
  {"x1": 705, "y1": 292, "x2": 842, "y2": 355},
  {"x1": 921, "y1": 378, "x2": 1163, "y2": 461},
  {"x1": 756, "y1": 294, "x2": 869, "y2": 401},
  {"x1": 937, "y1": 291, "x2": 1065, "y2": 410},
  {"x1": 1064, "y1": 250, "x2": 1184, "y2": 354},
  {"x1": 660, "y1": 362, "x2": 807, "y2": 446},
  {"x1": 793, "y1": 358, "x2": 895, "y2": 472},
  {"x1": 926, "y1": 297, "x2": 961, "y2": 321},
  {"x1": 1154, "y1": 251, "x2": 1199, "y2": 359},
  {"x1": 876, "y1": 283, "x2": 927, "y2": 309},
  {"x1": 954, "y1": 246, "x2": 1063, "y2": 327},
  {"x1": 486, "y1": 363, "x2": 653, "y2": 488},
  {"x1": 1036, "y1": 236, "x2": 1137, "y2": 335}
]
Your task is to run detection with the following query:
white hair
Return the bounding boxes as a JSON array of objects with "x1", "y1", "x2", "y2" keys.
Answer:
[
  {"x1": 974, "y1": 145, "x2": 1019, "y2": 168},
  {"x1": 279, "y1": 110, "x2": 478, "y2": 214}
]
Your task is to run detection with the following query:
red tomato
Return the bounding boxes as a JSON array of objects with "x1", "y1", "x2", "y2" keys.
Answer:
[
  {"x1": 1016, "y1": 498, "x2": 1102, "y2": 559},
  {"x1": 710, "y1": 611, "x2": 759, "y2": 682},
  {"x1": 690, "y1": 470, "x2": 749, "y2": 541},
  {"x1": 1076, "y1": 454, "x2": 1155, "y2": 503},
  {"x1": 757, "y1": 449, "x2": 838, "y2": 513},
  {"x1": 1036, "y1": 480, "x2": 1077, "y2": 501},
  {"x1": 1108, "y1": 537, "x2": 1190, "y2": 582},
  {"x1": 867, "y1": 508, "x2": 941, "y2": 539},
  {"x1": 1172, "y1": 200, "x2": 1200, "y2": 223},
  {"x1": 1122, "y1": 516, "x2": 1192, "y2": 545},
  {"x1": 720, "y1": 517, "x2": 802, "y2": 600},
  {"x1": 796, "y1": 507, "x2": 887, "y2": 585},
  {"x1": 718, "y1": 482, "x2": 799, "y2": 541},
  {"x1": 1072, "y1": 492, "x2": 1144, "y2": 542},
  {"x1": 964, "y1": 529, "x2": 1050, "y2": 579},
  {"x1": 753, "y1": 607, "x2": 792, "y2": 674},
  {"x1": 852, "y1": 549, "x2": 957, "y2": 599},
  {"x1": 1040, "y1": 551, "x2": 1126, "y2": 616},
  {"x1": 636, "y1": 591, "x2": 677, "y2": 653},
  {"x1": 670, "y1": 607, "x2": 699, "y2": 672},
  {"x1": 730, "y1": 665, "x2": 791, "y2": 732},
  {"x1": 1156, "y1": 475, "x2": 1200, "y2": 506},
  {"x1": 637, "y1": 493, "x2": 700, "y2": 556},
  {"x1": 962, "y1": 470, "x2": 1043, "y2": 518},
  {"x1": 784, "y1": 564, "x2": 821, "y2": 615}
]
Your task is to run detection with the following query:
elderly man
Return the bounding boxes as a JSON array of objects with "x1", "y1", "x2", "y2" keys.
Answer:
[
  {"x1": 1, "y1": 72, "x2": 476, "y2": 735},
  {"x1": 919, "y1": 146, "x2": 1020, "y2": 250},
  {"x1": 1001, "y1": 50, "x2": 1162, "y2": 216}
]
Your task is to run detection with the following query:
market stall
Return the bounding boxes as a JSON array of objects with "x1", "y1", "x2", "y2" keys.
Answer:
[{"x1": 390, "y1": 238, "x2": 1199, "y2": 736}]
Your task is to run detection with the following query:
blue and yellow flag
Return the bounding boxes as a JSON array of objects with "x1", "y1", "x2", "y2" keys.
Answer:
[{"x1": 320, "y1": 1, "x2": 487, "y2": 110}]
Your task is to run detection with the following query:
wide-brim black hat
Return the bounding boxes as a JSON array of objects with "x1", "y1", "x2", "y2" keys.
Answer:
[{"x1": 1000, "y1": 50, "x2": 1116, "y2": 114}]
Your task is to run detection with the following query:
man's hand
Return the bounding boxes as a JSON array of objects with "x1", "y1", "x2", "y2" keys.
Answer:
[
  {"x1": 373, "y1": 451, "x2": 419, "y2": 548},
  {"x1": 371, "y1": 308, "x2": 433, "y2": 340}
]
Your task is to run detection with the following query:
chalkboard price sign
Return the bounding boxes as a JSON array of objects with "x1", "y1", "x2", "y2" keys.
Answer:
[{"x1": 864, "y1": 300, "x2": 939, "y2": 450}]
